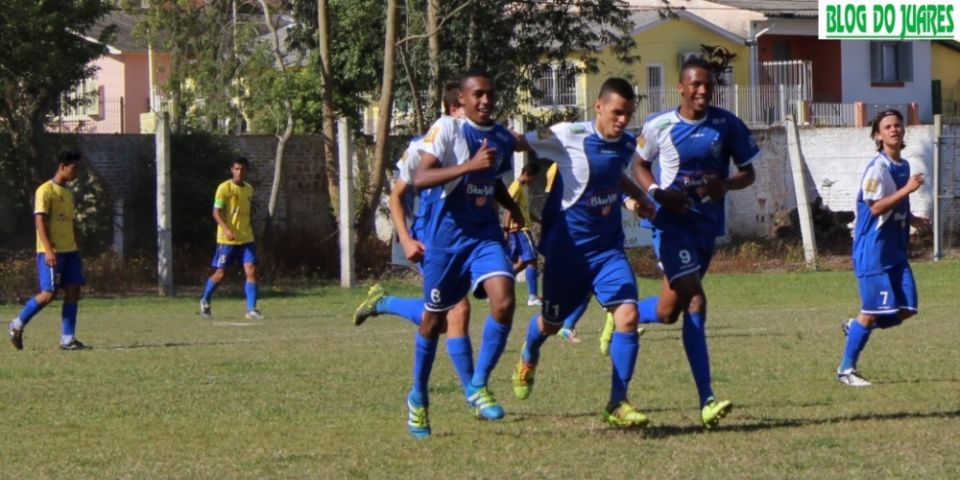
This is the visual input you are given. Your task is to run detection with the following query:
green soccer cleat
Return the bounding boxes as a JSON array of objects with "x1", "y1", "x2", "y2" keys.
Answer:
[
  {"x1": 353, "y1": 284, "x2": 385, "y2": 326},
  {"x1": 512, "y1": 358, "x2": 537, "y2": 400},
  {"x1": 599, "y1": 312, "x2": 615, "y2": 356},
  {"x1": 406, "y1": 396, "x2": 431, "y2": 439},
  {"x1": 602, "y1": 400, "x2": 649, "y2": 429},
  {"x1": 701, "y1": 398, "x2": 733, "y2": 429}
]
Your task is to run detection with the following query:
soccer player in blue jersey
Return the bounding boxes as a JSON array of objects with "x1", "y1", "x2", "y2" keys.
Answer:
[
  {"x1": 9, "y1": 150, "x2": 90, "y2": 351},
  {"x1": 632, "y1": 57, "x2": 760, "y2": 428},
  {"x1": 503, "y1": 163, "x2": 542, "y2": 307},
  {"x1": 509, "y1": 78, "x2": 657, "y2": 428},
  {"x1": 836, "y1": 109, "x2": 928, "y2": 387},
  {"x1": 199, "y1": 157, "x2": 262, "y2": 321},
  {"x1": 352, "y1": 82, "x2": 476, "y2": 399},
  {"x1": 400, "y1": 69, "x2": 524, "y2": 438}
]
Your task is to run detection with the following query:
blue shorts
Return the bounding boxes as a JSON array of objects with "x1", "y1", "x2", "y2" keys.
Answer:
[
  {"x1": 421, "y1": 240, "x2": 513, "y2": 312},
  {"x1": 858, "y1": 264, "x2": 918, "y2": 315},
  {"x1": 508, "y1": 230, "x2": 538, "y2": 264},
  {"x1": 652, "y1": 228, "x2": 715, "y2": 284},
  {"x1": 541, "y1": 250, "x2": 638, "y2": 325},
  {"x1": 211, "y1": 242, "x2": 257, "y2": 269},
  {"x1": 36, "y1": 251, "x2": 85, "y2": 292}
]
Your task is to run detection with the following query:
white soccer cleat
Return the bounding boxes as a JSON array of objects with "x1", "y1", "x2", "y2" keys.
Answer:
[
  {"x1": 245, "y1": 309, "x2": 264, "y2": 321},
  {"x1": 527, "y1": 295, "x2": 542, "y2": 307},
  {"x1": 836, "y1": 368, "x2": 872, "y2": 387}
]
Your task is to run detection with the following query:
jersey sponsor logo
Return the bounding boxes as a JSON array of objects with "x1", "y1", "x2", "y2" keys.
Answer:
[
  {"x1": 712, "y1": 117, "x2": 727, "y2": 125},
  {"x1": 655, "y1": 118, "x2": 673, "y2": 130},
  {"x1": 467, "y1": 182, "x2": 494, "y2": 207},
  {"x1": 864, "y1": 178, "x2": 880, "y2": 193},
  {"x1": 423, "y1": 127, "x2": 440, "y2": 144},
  {"x1": 637, "y1": 137, "x2": 646, "y2": 148},
  {"x1": 536, "y1": 127, "x2": 554, "y2": 140},
  {"x1": 569, "y1": 124, "x2": 587, "y2": 134},
  {"x1": 588, "y1": 191, "x2": 619, "y2": 216},
  {"x1": 496, "y1": 131, "x2": 511, "y2": 142}
]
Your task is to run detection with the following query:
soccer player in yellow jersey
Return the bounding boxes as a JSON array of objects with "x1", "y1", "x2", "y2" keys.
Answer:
[
  {"x1": 503, "y1": 163, "x2": 541, "y2": 307},
  {"x1": 199, "y1": 157, "x2": 262, "y2": 321},
  {"x1": 9, "y1": 150, "x2": 89, "y2": 351}
]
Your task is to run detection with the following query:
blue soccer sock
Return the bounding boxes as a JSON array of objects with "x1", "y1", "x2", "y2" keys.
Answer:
[
  {"x1": 609, "y1": 331, "x2": 640, "y2": 405},
  {"x1": 375, "y1": 296, "x2": 424, "y2": 326},
  {"x1": 411, "y1": 332, "x2": 439, "y2": 404},
  {"x1": 682, "y1": 311, "x2": 714, "y2": 407},
  {"x1": 446, "y1": 336, "x2": 474, "y2": 394},
  {"x1": 525, "y1": 265, "x2": 539, "y2": 298},
  {"x1": 561, "y1": 301, "x2": 588, "y2": 331},
  {"x1": 839, "y1": 320, "x2": 873, "y2": 371},
  {"x1": 470, "y1": 315, "x2": 512, "y2": 389},
  {"x1": 875, "y1": 314, "x2": 903, "y2": 329},
  {"x1": 638, "y1": 296, "x2": 661, "y2": 324},
  {"x1": 61, "y1": 303, "x2": 78, "y2": 344},
  {"x1": 245, "y1": 281, "x2": 258, "y2": 311},
  {"x1": 522, "y1": 314, "x2": 551, "y2": 365},
  {"x1": 201, "y1": 279, "x2": 219, "y2": 304},
  {"x1": 13, "y1": 297, "x2": 46, "y2": 329}
]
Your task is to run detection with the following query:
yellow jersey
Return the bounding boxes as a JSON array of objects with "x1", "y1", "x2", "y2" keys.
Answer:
[
  {"x1": 507, "y1": 180, "x2": 530, "y2": 231},
  {"x1": 544, "y1": 163, "x2": 558, "y2": 193},
  {"x1": 34, "y1": 180, "x2": 78, "y2": 253},
  {"x1": 214, "y1": 180, "x2": 254, "y2": 245}
]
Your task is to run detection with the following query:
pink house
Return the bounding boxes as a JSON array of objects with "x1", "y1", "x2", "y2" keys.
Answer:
[{"x1": 50, "y1": 12, "x2": 171, "y2": 134}]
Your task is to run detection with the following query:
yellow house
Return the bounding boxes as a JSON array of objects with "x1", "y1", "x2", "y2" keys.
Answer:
[
  {"x1": 527, "y1": 10, "x2": 748, "y2": 126},
  {"x1": 931, "y1": 41, "x2": 960, "y2": 118}
]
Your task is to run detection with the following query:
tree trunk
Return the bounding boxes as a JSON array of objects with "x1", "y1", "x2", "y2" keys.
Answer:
[
  {"x1": 427, "y1": 0, "x2": 441, "y2": 117},
  {"x1": 356, "y1": 0, "x2": 398, "y2": 237},
  {"x1": 317, "y1": 0, "x2": 339, "y2": 211},
  {"x1": 257, "y1": 0, "x2": 296, "y2": 240}
]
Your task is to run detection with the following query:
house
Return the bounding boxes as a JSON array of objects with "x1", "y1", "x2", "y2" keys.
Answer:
[
  {"x1": 528, "y1": 8, "x2": 751, "y2": 129},
  {"x1": 931, "y1": 40, "x2": 960, "y2": 118},
  {"x1": 49, "y1": 12, "x2": 171, "y2": 134},
  {"x1": 710, "y1": 0, "x2": 937, "y2": 123}
]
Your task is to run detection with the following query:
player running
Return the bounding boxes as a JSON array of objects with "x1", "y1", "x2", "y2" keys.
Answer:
[
  {"x1": 836, "y1": 109, "x2": 929, "y2": 387},
  {"x1": 503, "y1": 163, "x2": 542, "y2": 307},
  {"x1": 632, "y1": 57, "x2": 761, "y2": 428}
]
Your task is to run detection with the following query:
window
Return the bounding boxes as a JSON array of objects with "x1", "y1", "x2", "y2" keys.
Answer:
[
  {"x1": 531, "y1": 64, "x2": 577, "y2": 108},
  {"x1": 59, "y1": 79, "x2": 100, "y2": 119},
  {"x1": 647, "y1": 64, "x2": 664, "y2": 112},
  {"x1": 870, "y1": 42, "x2": 913, "y2": 84}
]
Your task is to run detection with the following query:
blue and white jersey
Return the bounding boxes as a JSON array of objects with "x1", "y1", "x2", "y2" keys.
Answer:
[
  {"x1": 418, "y1": 116, "x2": 516, "y2": 251},
  {"x1": 852, "y1": 152, "x2": 912, "y2": 277},
  {"x1": 396, "y1": 135, "x2": 424, "y2": 219},
  {"x1": 638, "y1": 106, "x2": 761, "y2": 236},
  {"x1": 525, "y1": 121, "x2": 636, "y2": 258}
]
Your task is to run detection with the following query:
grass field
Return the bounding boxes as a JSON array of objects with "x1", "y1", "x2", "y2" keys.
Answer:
[{"x1": 2, "y1": 260, "x2": 959, "y2": 479}]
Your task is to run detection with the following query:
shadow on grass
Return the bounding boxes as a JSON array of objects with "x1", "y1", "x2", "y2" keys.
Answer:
[{"x1": 640, "y1": 408, "x2": 960, "y2": 439}]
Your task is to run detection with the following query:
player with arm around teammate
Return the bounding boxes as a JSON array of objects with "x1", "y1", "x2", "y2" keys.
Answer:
[
  {"x1": 836, "y1": 109, "x2": 929, "y2": 387},
  {"x1": 351, "y1": 82, "x2": 477, "y2": 403},
  {"x1": 632, "y1": 57, "x2": 760, "y2": 428},
  {"x1": 510, "y1": 78, "x2": 657, "y2": 428}
]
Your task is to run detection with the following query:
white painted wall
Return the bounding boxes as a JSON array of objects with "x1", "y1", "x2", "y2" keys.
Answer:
[{"x1": 841, "y1": 41, "x2": 933, "y2": 122}]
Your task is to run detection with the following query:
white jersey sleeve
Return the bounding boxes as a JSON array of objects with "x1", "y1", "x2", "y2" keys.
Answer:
[
  {"x1": 418, "y1": 116, "x2": 461, "y2": 168},
  {"x1": 861, "y1": 157, "x2": 894, "y2": 203},
  {"x1": 397, "y1": 139, "x2": 422, "y2": 185},
  {"x1": 637, "y1": 117, "x2": 661, "y2": 161}
]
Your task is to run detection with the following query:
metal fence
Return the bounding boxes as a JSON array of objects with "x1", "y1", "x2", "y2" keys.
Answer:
[
  {"x1": 585, "y1": 84, "x2": 807, "y2": 129},
  {"x1": 47, "y1": 97, "x2": 127, "y2": 134},
  {"x1": 810, "y1": 102, "x2": 857, "y2": 127}
]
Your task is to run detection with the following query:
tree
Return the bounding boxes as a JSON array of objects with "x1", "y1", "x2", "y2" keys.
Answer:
[{"x1": 0, "y1": 0, "x2": 114, "y2": 203}]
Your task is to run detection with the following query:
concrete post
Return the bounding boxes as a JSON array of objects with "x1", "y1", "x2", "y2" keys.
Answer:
[
  {"x1": 933, "y1": 114, "x2": 942, "y2": 260},
  {"x1": 156, "y1": 112, "x2": 174, "y2": 296},
  {"x1": 785, "y1": 115, "x2": 818, "y2": 269},
  {"x1": 338, "y1": 117, "x2": 355, "y2": 288},
  {"x1": 112, "y1": 199, "x2": 124, "y2": 259},
  {"x1": 854, "y1": 102, "x2": 867, "y2": 128}
]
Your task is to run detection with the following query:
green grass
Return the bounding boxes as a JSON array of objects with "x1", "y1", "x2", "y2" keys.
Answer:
[{"x1": 2, "y1": 261, "x2": 959, "y2": 479}]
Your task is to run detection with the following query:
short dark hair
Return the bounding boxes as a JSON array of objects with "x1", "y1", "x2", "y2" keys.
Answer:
[
  {"x1": 679, "y1": 56, "x2": 713, "y2": 83},
  {"x1": 57, "y1": 150, "x2": 82, "y2": 166},
  {"x1": 442, "y1": 77, "x2": 461, "y2": 113},
  {"x1": 459, "y1": 68, "x2": 494, "y2": 90},
  {"x1": 521, "y1": 163, "x2": 541, "y2": 176},
  {"x1": 598, "y1": 77, "x2": 635, "y2": 102},
  {"x1": 869, "y1": 109, "x2": 905, "y2": 152},
  {"x1": 233, "y1": 157, "x2": 249, "y2": 168}
]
